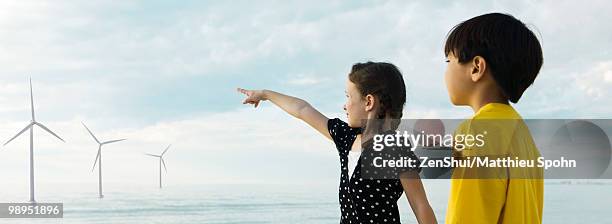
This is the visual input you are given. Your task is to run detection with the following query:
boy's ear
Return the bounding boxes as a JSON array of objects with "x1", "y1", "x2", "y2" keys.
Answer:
[
  {"x1": 470, "y1": 56, "x2": 487, "y2": 82},
  {"x1": 365, "y1": 94, "x2": 375, "y2": 111}
]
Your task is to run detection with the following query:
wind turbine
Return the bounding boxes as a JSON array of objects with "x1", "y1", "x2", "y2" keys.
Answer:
[
  {"x1": 145, "y1": 145, "x2": 171, "y2": 188},
  {"x1": 82, "y1": 122, "x2": 126, "y2": 198},
  {"x1": 3, "y1": 78, "x2": 65, "y2": 203}
]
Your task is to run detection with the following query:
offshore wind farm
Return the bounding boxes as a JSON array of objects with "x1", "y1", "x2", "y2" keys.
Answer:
[{"x1": 1, "y1": 79, "x2": 177, "y2": 203}]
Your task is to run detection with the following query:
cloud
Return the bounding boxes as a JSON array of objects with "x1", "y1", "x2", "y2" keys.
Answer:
[
  {"x1": 287, "y1": 73, "x2": 329, "y2": 86},
  {"x1": 575, "y1": 60, "x2": 612, "y2": 98},
  {"x1": 1, "y1": 0, "x2": 610, "y2": 119}
]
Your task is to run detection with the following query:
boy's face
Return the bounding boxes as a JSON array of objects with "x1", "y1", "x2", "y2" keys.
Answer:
[
  {"x1": 344, "y1": 79, "x2": 367, "y2": 128},
  {"x1": 444, "y1": 53, "x2": 474, "y2": 106}
]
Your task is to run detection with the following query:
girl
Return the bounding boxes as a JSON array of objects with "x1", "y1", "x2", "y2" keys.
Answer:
[{"x1": 237, "y1": 62, "x2": 437, "y2": 224}]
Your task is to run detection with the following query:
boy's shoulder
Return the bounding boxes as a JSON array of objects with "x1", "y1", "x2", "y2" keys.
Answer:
[{"x1": 473, "y1": 103, "x2": 521, "y2": 120}]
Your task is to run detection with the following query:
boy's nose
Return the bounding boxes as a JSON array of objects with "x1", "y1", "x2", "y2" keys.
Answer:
[{"x1": 343, "y1": 104, "x2": 347, "y2": 111}]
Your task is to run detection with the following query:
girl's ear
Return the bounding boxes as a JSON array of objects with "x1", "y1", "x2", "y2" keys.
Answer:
[
  {"x1": 365, "y1": 94, "x2": 375, "y2": 112},
  {"x1": 470, "y1": 56, "x2": 487, "y2": 82}
]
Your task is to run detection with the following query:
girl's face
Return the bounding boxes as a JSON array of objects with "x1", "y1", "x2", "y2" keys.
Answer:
[
  {"x1": 444, "y1": 53, "x2": 473, "y2": 105},
  {"x1": 344, "y1": 79, "x2": 368, "y2": 128}
]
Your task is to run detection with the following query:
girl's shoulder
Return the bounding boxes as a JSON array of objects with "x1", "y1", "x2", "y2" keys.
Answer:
[
  {"x1": 327, "y1": 118, "x2": 360, "y2": 137},
  {"x1": 327, "y1": 118, "x2": 361, "y2": 154}
]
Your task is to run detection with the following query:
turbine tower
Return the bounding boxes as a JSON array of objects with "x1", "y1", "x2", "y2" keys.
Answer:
[
  {"x1": 4, "y1": 78, "x2": 65, "y2": 203},
  {"x1": 145, "y1": 145, "x2": 171, "y2": 188},
  {"x1": 82, "y1": 122, "x2": 126, "y2": 198}
]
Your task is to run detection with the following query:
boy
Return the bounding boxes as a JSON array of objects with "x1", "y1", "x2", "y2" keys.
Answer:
[{"x1": 442, "y1": 13, "x2": 544, "y2": 223}]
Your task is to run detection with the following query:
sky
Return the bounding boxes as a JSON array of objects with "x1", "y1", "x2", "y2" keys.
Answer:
[{"x1": 0, "y1": 0, "x2": 611, "y2": 196}]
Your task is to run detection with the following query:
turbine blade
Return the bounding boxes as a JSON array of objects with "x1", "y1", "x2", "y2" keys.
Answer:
[
  {"x1": 162, "y1": 144, "x2": 171, "y2": 156},
  {"x1": 161, "y1": 158, "x2": 167, "y2": 172},
  {"x1": 29, "y1": 78, "x2": 35, "y2": 121},
  {"x1": 3, "y1": 123, "x2": 34, "y2": 146},
  {"x1": 102, "y1": 139, "x2": 126, "y2": 145},
  {"x1": 145, "y1": 153, "x2": 160, "y2": 157},
  {"x1": 91, "y1": 148, "x2": 101, "y2": 172},
  {"x1": 81, "y1": 122, "x2": 100, "y2": 144},
  {"x1": 35, "y1": 122, "x2": 65, "y2": 142}
]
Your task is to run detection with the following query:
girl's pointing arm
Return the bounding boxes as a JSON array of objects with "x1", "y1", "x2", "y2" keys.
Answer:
[{"x1": 237, "y1": 88, "x2": 332, "y2": 141}]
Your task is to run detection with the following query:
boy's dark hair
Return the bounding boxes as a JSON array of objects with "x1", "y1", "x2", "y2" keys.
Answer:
[
  {"x1": 444, "y1": 13, "x2": 543, "y2": 103},
  {"x1": 348, "y1": 61, "x2": 405, "y2": 129}
]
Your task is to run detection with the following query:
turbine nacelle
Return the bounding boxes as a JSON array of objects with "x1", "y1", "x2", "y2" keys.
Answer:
[
  {"x1": 82, "y1": 122, "x2": 127, "y2": 172},
  {"x1": 145, "y1": 145, "x2": 171, "y2": 173}
]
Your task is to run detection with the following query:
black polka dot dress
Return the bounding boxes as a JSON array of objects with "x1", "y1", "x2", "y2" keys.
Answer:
[{"x1": 328, "y1": 118, "x2": 420, "y2": 224}]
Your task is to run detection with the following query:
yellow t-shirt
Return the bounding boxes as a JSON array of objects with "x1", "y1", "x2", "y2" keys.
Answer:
[{"x1": 445, "y1": 103, "x2": 544, "y2": 224}]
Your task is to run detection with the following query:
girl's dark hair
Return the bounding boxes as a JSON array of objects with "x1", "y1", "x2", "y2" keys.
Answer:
[
  {"x1": 444, "y1": 13, "x2": 543, "y2": 103},
  {"x1": 348, "y1": 61, "x2": 406, "y2": 130}
]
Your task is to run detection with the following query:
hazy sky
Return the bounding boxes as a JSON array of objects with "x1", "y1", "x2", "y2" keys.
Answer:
[{"x1": 0, "y1": 0, "x2": 611, "y2": 196}]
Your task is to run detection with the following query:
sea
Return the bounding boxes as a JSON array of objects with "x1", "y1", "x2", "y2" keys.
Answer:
[{"x1": 0, "y1": 180, "x2": 611, "y2": 223}]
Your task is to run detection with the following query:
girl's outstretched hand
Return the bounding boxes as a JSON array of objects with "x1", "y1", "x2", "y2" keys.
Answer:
[{"x1": 237, "y1": 88, "x2": 265, "y2": 108}]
